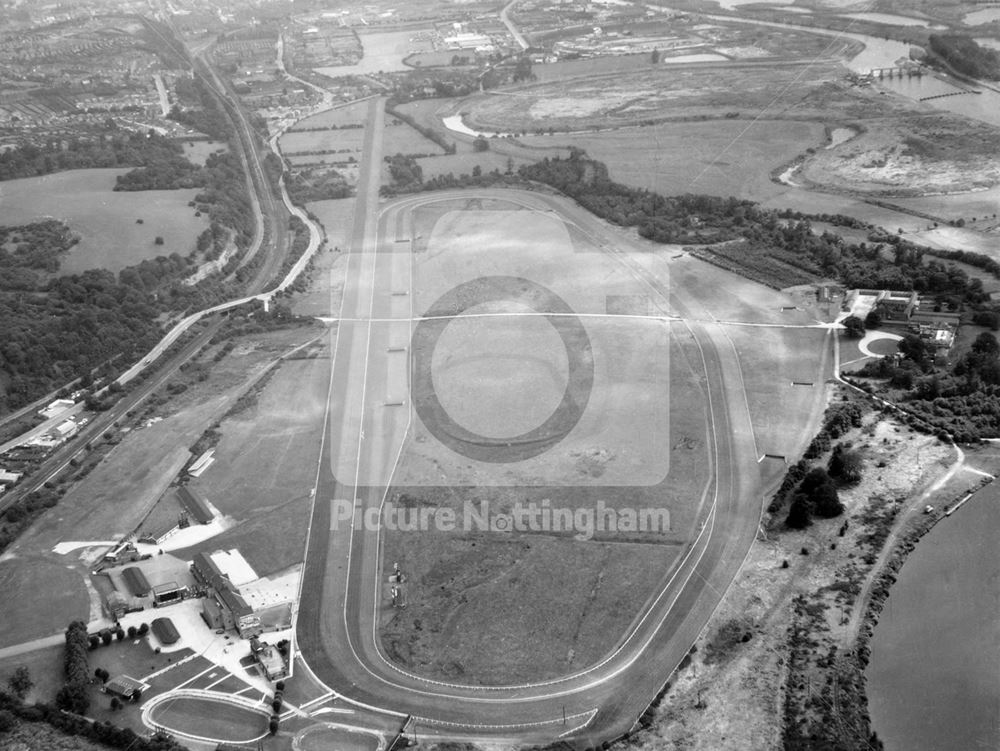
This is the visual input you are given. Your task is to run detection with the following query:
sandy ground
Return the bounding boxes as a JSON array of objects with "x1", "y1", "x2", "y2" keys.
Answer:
[{"x1": 800, "y1": 115, "x2": 1000, "y2": 195}]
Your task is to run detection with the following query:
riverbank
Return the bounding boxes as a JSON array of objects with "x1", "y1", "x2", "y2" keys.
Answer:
[{"x1": 611, "y1": 405, "x2": 968, "y2": 750}]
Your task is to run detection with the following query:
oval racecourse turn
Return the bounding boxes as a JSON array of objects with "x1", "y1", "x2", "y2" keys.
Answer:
[{"x1": 142, "y1": 691, "x2": 271, "y2": 744}]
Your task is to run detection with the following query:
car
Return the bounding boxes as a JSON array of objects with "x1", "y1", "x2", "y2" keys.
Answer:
[{"x1": 924, "y1": 505, "x2": 934, "y2": 514}]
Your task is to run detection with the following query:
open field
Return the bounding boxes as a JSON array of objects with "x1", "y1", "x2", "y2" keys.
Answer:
[
  {"x1": 378, "y1": 202, "x2": 716, "y2": 682},
  {"x1": 459, "y1": 63, "x2": 853, "y2": 133},
  {"x1": 0, "y1": 169, "x2": 208, "y2": 275},
  {"x1": 728, "y1": 326, "x2": 833, "y2": 459},
  {"x1": 182, "y1": 139, "x2": 227, "y2": 165},
  {"x1": 0, "y1": 643, "x2": 64, "y2": 703},
  {"x1": 292, "y1": 198, "x2": 355, "y2": 317},
  {"x1": 165, "y1": 354, "x2": 330, "y2": 576},
  {"x1": 288, "y1": 100, "x2": 371, "y2": 130},
  {"x1": 279, "y1": 128, "x2": 366, "y2": 155},
  {"x1": 383, "y1": 118, "x2": 447, "y2": 156},
  {"x1": 415, "y1": 150, "x2": 532, "y2": 181},
  {"x1": 0, "y1": 559, "x2": 88, "y2": 648},
  {"x1": 519, "y1": 119, "x2": 826, "y2": 200},
  {"x1": 147, "y1": 695, "x2": 270, "y2": 742}
]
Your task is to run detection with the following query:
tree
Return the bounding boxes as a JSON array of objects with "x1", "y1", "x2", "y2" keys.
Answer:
[
  {"x1": 785, "y1": 492, "x2": 812, "y2": 529},
  {"x1": 127, "y1": 625, "x2": 137, "y2": 638},
  {"x1": 110, "y1": 696, "x2": 122, "y2": 710},
  {"x1": 864, "y1": 309, "x2": 882, "y2": 329},
  {"x1": 972, "y1": 331, "x2": 999, "y2": 357},
  {"x1": 7, "y1": 666, "x2": 32, "y2": 699},
  {"x1": 154, "y1": 236, "x2": 164, "y2": 245},
  {"x1": 842, "y1": 315, "x2": 865, "y2": 338},
  {"x1": 472, "y1": 137, "x2": 489, "y2": 152},
  {"x1": 829, "y1": 444, "x2": 864, "y2": 484},
  {"x1": 56, "y1": 682, "x2": 90, "y2": 714},
  {"x1": 812, "y1": 480, "x2": 844, "y2": 518},
  {"x1": 898, "y1": 333, "x2": 930, "y2": 365},
  {"x1": 101, "y1": 631, "x2": 113, "y2": 646},
  {"x1": 651, "y1": 48, "x2": 661, "y2": 63}
]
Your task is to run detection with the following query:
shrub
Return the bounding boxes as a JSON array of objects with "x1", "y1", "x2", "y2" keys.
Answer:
[{"x1": 0, "y1": 709, "x2": 16, "y2": 732}]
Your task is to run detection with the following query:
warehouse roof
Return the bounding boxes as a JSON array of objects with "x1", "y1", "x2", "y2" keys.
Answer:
[
  {"x1": 176, "y1": 485, "x2": 213, "y2": 524},
  {"x1": 121, "y1": 567, "x2": 150, "y2": 597},
  {"x1": 151, "y1": 617, "x2": 180, "y2": 645}
]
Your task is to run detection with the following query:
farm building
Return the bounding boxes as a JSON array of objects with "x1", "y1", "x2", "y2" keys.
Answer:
[
  {"x1": 176, "y1": 485, "x2": 214, "y2": 524},
  {"x1": 121, "y1": 567, "x2": 151, "y2": 597},
  {"x1": 151, "y1": 617, "x2": 180, "y2": 645},
  {"x1": 103, "y1": 675, "x2": 148, "y2": 702}
]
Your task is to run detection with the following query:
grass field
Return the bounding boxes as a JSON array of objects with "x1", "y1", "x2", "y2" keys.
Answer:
[
  {"x1": 518, "y1": 118, "x2": 826, "y2": 200},
  {"x1": 378, "y1": 203, "x2": 717, "y2": 683},
  {"x1": 182, "y1": 140, "x2": 228, "y2": 165},
  {"x1": 292, "y1": 198, "x2": 355, "y2": 317},
  {"x1": 0, "y1": 643, "x2": 63, "y2": 703},
  {"x1": 0, "y1": 169, "x2": 208, "y2": 275},
  {"x1": 0, "y1": 558, "x2": 89, "y2": 648},
  {"x1": 288, "y1": 100, "x2": 371, "y2": 130},
  {"x1": 148, "y1": 695, "x2": 270, "y2": 742},
  {"x1": 279, "y1": 128, "x2": 366, "y2": 155},
  {"x1": 383, "y1": 118, "x2": 446, "y2": 156},
  {"x1": 460, "y1": 62, "x2": 850, "y2": 133},
  {"x1": 297, "y1": 725, "x2": 380, "y2": 751},
  {"x1": 169, "y1": 354, "x2": 331, "y2": 576},
  {"x1": 414, "y1": 150, "x2": 530, "y2": 180}
]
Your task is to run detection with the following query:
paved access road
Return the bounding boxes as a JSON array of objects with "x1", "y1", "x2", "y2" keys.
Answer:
[{"x1": 293, "y1": 176, "x2": 801, "y2": 746}]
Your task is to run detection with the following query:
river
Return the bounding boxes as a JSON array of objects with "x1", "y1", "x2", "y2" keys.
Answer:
[{"x1": 866, "y1": 485, "x2": 1000, "y2": 751}]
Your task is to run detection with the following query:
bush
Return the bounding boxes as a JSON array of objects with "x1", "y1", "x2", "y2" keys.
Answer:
[{"x1": 0, "y1": 709, "x2": 16, "y2": 732}]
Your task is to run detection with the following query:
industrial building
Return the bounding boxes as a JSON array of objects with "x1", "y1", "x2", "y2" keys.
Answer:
[
  {"x1": 176, "y1": 485, "x2": 214, "y2": 524},
  {"x1": 121, "y1": 567, "x2": 151, "y2": 597},
  {"x1": 193, "y1": 549, "x2": 265, "y2": 638},
  {"x1": 151, "y1": 617, "x2": 180, "y2": 645},
  {"x1": 152, "y1": 581, "x2": 188, "y2": 607}
]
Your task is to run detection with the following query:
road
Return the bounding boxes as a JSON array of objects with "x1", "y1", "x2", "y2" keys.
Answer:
[
  {"x1": 501, "y1": 0, "x2": 530, "y2": 51},
  {"x1": 291, "y1": 102, "x2": 808, "y2": 746}
]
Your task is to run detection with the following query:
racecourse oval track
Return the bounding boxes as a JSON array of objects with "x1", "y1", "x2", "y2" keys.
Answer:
[{"x1": 293, "y1": 187, "x2": 823, "y2": 745}]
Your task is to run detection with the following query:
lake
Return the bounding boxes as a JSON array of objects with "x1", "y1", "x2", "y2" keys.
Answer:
[{"x1": 867, "y1": 485, "x2": 1000, "y2": 751}]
